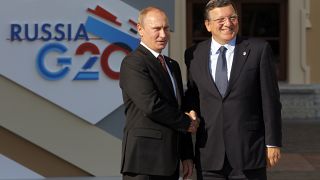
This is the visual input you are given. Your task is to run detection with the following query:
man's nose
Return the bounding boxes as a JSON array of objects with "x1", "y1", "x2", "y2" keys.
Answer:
[
  {"x1": 224, "y1": 18, "x2": 232, "y2": 26},
  {"x1": 159, "y1": 29, "x2": 167, "y2": 38}
]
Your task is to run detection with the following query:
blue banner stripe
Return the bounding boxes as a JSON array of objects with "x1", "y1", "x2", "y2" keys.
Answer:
[
  {"x1": 74, "y1": 72, "x2": 99, "y2": 80},
  {"x1": 85, "y1": 16, "x2": 139, "y2": 50}
]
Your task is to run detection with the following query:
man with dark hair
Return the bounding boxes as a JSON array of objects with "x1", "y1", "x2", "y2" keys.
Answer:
[{"x1": 184, "y1": 0, "x2": 282, "y2": 179}]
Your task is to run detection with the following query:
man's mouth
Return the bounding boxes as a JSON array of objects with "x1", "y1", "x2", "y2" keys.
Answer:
[{"x1": 221, "y1": 28, "x2": 234, "y2": 33}]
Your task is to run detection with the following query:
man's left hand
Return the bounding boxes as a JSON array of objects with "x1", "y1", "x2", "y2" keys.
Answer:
[
  {"x1": 266, "y1": 147, "x2": 281, "y2": 168},
  {"x1": 182, "y1": 159, "x2": 193, "y2": 179}
]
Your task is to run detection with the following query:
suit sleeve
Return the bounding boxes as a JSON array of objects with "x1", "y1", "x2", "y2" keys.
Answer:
[
  {"x1": 169, "y1": 57, "x2": 195, "y2": 160},
  {"x1": 259, "y1": 42, "x2": 282, "y2": 147},
  {"x1": 120, "y1": 56, "x2": 191, "y2": 131},
  {"x1": 183, "y1": 48, "x2": 200, "y2": 114},
  {"x1": 179, "y1": 132, "x2": 194, "y2": 160}
]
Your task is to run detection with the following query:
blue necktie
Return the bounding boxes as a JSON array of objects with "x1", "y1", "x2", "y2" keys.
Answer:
[{"x1": 215, "y1": 46, "x2": 228, "y2": 97}]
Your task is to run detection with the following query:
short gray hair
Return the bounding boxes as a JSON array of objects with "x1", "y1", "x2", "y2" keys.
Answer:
[{"x1": 138, "y1": 6, "x2": 166, "y2": 27}]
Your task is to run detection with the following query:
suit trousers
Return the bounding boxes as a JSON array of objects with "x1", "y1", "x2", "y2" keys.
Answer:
[
  {"x1": 123, "y1": 166, "x2": 179, "y2": 180},
  {"x1": 197, "y1": 155, "x2": 267, "y2": 180}
]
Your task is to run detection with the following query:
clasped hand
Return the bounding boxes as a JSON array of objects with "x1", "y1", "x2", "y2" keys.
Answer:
[{"x1": 185, "y1": 110, "x2": 199, "y2": 133}]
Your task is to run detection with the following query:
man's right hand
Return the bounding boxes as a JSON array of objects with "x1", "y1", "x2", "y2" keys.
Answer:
[{"x1": 186, "y1": 110, "x2": 199, "y2": 133}]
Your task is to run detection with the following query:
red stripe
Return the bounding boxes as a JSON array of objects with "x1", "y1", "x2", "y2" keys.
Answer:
[
  {"x1": 87, "y1": 6, "x2": 122, "y2": 26},
  {"x1": 128, "y1": 19, "x2": 137, "y2": 27}
]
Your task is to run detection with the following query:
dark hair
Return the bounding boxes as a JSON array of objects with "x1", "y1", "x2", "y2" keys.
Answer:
[{"x1": 204, "y1": 0, "x2": 237, "y2": 20}]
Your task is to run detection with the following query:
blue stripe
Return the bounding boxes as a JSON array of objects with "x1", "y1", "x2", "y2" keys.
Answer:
[
  {"x1": 73, "y1": 72, "x2": 99, "y2": 80},
  {"x1": 85, "y1": 16, "x2": 139, "y2": 50}
]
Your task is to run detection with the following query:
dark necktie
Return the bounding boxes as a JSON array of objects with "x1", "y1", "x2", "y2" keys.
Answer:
[
  {"x1": 157, "y1": 54, "x2": 168, "y2": 72},
  {"x1": 158, "y1": 54, "x2": 180, "y2": 103},
  {"x1": 215, "y1": 46, "x2": 228, "y2": 97}
]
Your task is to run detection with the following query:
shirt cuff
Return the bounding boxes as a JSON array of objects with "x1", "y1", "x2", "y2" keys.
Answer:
[{"x1": 266, "y1": 145, "x2": 278, "y2": 147}]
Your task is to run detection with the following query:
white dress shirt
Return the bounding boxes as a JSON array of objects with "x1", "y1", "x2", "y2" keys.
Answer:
[{"x1": 209, "y1": 37, "x2": 236, "y2": 81}]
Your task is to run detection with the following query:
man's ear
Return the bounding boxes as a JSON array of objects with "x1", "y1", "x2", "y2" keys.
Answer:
[
  {"x1": 137, "y1": 24, "x2": 143, "y2": 37},
  {"x1": 204, "y1": 20, "x2": 211, "y2": 32}
]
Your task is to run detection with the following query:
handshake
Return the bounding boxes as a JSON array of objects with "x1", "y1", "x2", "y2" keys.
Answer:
[{"x1": 185, "y1": 110, "x2": 200, "y2": 133}]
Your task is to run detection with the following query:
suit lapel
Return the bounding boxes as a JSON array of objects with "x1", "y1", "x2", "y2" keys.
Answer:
[
  {"x1": 137, "y1": 45, "x2": 176, "y2": 99},
  {"x1": 198, "y1": 40, "x2": 221, "y2": 98},
  {"x1": 166, "y1": 59, "x2": 182, "y2": 106},
  {"x1": 224, "y1": 37, "x2": 250, "y2": 97},
  {"x1": 160, "y1": 57, "x2": 176, "y2": 98}
]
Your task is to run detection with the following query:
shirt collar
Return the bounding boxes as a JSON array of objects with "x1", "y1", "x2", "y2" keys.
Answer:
[
  {"x1": 210, "y1": 37, "x2": 236, "y2": 55},
  {"x1": 140, "y1": 42, "x2": 161, "y2": 58}
]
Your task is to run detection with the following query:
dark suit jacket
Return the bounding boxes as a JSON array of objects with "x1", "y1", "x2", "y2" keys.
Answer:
[
  {"x1": 184, "y1": 37, "x2": 282, "y2": 171},
  {"x1": 119, "y1": 45, "x2": 193, "y2": 176}
]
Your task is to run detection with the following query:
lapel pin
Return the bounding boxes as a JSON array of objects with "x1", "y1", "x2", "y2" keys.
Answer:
[{"x1": 243, "y1": 52, "x2": 247, "y2": 56}]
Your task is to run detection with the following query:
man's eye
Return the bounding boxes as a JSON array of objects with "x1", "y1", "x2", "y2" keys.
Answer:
[{"x1": 217, "y1": 18, "x2": 224, "y2": 23}]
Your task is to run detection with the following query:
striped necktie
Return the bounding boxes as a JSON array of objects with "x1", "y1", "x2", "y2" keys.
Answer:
[{"x1": 157, "y1": 54, "x2": 168, "y2": 72}]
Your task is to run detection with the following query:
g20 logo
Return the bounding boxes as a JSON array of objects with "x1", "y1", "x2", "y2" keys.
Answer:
[
  {"x1": 36, "y1": 42, "x2": 131, "y2": 81},
  {"x1": 35, "y1": 5, "x2": 139, "y2": 81}
]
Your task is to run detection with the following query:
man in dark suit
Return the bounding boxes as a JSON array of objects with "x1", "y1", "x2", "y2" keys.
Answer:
[
  {"x1": 119, "y1": 7, "x2": 198, "y2": 180},
  {"x1": 184, "y1": 0, "x2": 282, "y2": 179}
]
